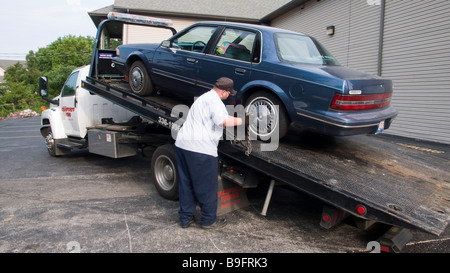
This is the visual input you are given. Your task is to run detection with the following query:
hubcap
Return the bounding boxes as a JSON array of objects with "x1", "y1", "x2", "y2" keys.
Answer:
[
  {"x1": 131, "y1": 68, "x2": 143, "y2": 89},
  {"x1": 45, "y1": 133, "x2": 54, "y2": 152},
  {"x1": 247, "y1": 98, "x2": 278, "y2": 136},
  {"x1": 154, "y1": 155, "x2": 175, "y2": 191},
  {"x1": 163, "y1": 165, "x2": 174, "y2": 181}
]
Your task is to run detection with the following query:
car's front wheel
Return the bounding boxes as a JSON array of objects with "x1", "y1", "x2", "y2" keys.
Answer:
[
  {"x1": 129, "y1": 61, "x2": 154, "y2": 96},
  {"x1": 245, "y1": 91, "x2": 289, "y2": 140}
]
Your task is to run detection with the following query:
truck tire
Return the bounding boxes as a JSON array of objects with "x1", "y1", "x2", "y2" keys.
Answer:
[
  {"x1": 151, "y1": 144, "x2": 179, "y2": 200},
  {"x1": 245, "y1": 91, "x2": 289, "y2": 140},
  {"x1": 129, "y1": 60, "x2": 154, "y2": 96}
]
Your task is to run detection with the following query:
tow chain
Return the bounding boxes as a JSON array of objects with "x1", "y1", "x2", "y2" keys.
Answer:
[
  {"x1": 232, "y1": 127, "x2": 252, "y2": 156},
  {"x1": 245, "y1": 128, "x2": 252, "y2": 156}
]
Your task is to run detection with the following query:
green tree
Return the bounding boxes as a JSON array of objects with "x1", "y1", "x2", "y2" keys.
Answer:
[
  {"x1": 0, "y1": 35, "x2": 94, "y2": 118},
  {"x1": 35, "y1": 35, "x2": 94, "y2": 98},
  {"x1": 46, "y1": 65, "x2": 77, "y2": 98},
  {"x1": 32, "y1": 35, "x2": 94, "y2": 72},
  {"x1": 0, "y1": 62, "x2": 40, "y2": 117}
]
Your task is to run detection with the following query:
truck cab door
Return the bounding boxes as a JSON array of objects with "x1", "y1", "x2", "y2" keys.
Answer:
[{"x1": 59, "y1": 71, "x2": 82, "y2": 138}]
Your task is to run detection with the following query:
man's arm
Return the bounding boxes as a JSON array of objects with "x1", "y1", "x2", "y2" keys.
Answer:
[{"x1": 221, "y1": 116, "x2": 243, "y2": 127}]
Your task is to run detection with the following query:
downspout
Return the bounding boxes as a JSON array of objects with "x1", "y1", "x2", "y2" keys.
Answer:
[{"x1": 377, "y1": 0, "x2": 386, "y2": 76}]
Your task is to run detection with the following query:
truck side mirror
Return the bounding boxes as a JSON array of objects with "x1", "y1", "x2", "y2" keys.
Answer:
[
  {"x1": 39, "y1": 76, "x2": 49, "y2": 98},
  {"x1": 39, "y1": 76, "x2": 59, "y2": 106}
]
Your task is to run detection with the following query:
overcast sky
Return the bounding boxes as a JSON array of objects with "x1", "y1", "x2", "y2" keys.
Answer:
[{"x1": 0, "y1": 0, "x2": 113, "y2": 60}]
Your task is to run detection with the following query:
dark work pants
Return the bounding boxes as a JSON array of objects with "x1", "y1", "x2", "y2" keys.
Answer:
[{"x1": 175, "y1": 147, "x2": 218, "y2": 226}]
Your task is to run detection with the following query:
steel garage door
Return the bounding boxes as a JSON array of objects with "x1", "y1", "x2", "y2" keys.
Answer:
[{"x1": 382, "y1": 0, "x2": 450, "y2": 144}]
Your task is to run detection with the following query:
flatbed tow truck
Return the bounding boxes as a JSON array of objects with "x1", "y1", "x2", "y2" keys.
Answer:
[{"x1": 42, "y1": 12, "x2": 449, "y2": 253}]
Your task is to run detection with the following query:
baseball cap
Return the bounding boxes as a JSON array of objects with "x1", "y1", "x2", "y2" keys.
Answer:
[{"x1": 215, "y1": 77, "x2": 237, "y2": 96}]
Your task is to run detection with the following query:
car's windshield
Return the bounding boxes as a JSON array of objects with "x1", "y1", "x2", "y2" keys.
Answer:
[{"x1": 275, "y1": 33, "x2": 340, "y2": 66}]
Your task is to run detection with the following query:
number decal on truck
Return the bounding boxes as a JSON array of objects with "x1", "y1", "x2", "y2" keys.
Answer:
[{"x1": 158, "y1": 116, "x2": 181, "y2": 132}]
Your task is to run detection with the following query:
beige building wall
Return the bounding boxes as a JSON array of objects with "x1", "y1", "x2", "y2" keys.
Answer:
[{"x1": 123, "y1": 17, "x2": 198, "y2": 44}]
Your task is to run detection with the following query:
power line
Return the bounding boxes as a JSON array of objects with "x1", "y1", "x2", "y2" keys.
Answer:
[
  {"x1": 0, "y1": 53, "x2": 27, "y2": 57},
  {"x1": 0, "y1": 53, "x2": 27, "y2": 60},
  {"x1": 0, "y1": 51, "x2": 94, "y2": 61}
]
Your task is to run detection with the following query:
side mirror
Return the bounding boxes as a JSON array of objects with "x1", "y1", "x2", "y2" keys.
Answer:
[
  {"x1": 39, "y1": 76, "x2": 49, "y2": 98},
  {"x1": 161, "y1": 40, "x2": 171, "y2": 48},
  {"x1": 38, "y1": 76, "x2": 59, "y2": 106}
]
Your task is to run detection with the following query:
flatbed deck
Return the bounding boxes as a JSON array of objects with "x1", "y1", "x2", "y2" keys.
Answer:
[
  {"x1": 82, "y1": 76, "x2": 450, "y2": 236},
  {"x1": 219, "y1": 132, "x2": 450, "y2": 235}
]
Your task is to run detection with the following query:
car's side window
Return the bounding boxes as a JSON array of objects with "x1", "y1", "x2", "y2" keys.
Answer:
[
  {"x1": 213, "y1": 28, "x2": 257, "y2": 62},
  {"x1": 172, "y1": 26, "x2": 217, "y2": 53},
  {"x1": 61, "y1": 71, "x2": 79, "y2": 97}
]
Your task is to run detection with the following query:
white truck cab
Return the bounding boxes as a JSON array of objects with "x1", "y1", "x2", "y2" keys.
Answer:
[{"x1": 40, "y1": 65, "x2": 135, "y2": 156}]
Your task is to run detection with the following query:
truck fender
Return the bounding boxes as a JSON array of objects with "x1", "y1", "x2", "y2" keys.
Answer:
[{"x1": 40, "y1": 108, "x2": 67, "y2": 139}]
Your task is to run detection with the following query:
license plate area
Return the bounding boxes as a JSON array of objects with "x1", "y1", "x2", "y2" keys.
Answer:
[{"x1": 376, "y1": 120, "x2": 385, "y2": 134}]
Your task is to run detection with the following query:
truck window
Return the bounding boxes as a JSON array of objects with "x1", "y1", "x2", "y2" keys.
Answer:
[
  {"x1": 100, "y1": 21, "x2": 124, "y2": 50},
  {"x1": 61, "y1": 71, "x2": 79, "y2": 97},
  {"x1": 101, "y1": 30, "x2": 122, "y2": 50}
]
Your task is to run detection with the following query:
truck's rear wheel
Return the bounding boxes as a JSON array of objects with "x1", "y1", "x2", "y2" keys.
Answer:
[
  {"x1": 129, "y1": 61, "x2": 154, "y2": 96},
  {"x1": 151, "y1": 144, "x2": 178, "y2": 200}
]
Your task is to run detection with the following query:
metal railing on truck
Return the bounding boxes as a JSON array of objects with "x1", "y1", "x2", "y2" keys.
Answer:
[{"x1": 82, "y1": 76, "x2": 180, "y2": 132}]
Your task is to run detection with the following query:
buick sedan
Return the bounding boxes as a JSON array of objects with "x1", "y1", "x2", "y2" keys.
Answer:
[{"x1": 113, "y1": 21, "x2": 398, "y2": 139}]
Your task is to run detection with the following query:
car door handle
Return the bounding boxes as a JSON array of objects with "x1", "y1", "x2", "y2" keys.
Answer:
[
  {"x1": 187, "y1": 58, "x2": 197, "y2": 64},
  {"x1": 235, "y1": 68, "x2": 246, "y2": 75}
]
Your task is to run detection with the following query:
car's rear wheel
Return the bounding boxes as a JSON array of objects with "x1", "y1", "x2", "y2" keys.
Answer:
[
  {"x1": 129, "y1": 61, "x2": 154, "y2": 96},
  {"x1": 245, "y1": 91, "x2": 289, "y2": 140}
]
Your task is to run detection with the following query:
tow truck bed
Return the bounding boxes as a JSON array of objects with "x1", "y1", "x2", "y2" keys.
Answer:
[
  {"x1": 82, "y1": 76, "x2": 449, "y2": 236},
  {"x1": 219, "y1": 133, "x2": 450, "y2": 236}
]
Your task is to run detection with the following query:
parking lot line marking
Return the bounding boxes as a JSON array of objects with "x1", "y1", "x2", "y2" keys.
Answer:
[
  {"x1": 1, "y1": 127, "x2": 41, "y2": 129},
  {"x1": 0, "y1": 124, "x2": 41, "y2": 127},
  {"x1": 397, "y1": 142, "x2": 445, "y2": 154},
  {"x1": 0, "y1": 130, "x2": 40, "y2": 133},
  {"x1": 0, "y1": 136, "x2": 42, "y2": 139},
  {"x1": 406, "y1": 237, "x2": 450, "y2": 246}
]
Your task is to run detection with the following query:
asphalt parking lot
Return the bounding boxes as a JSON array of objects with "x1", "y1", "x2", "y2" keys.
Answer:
[{"x1": 0, "y1": 117, "x2": 449, "y2": 259}]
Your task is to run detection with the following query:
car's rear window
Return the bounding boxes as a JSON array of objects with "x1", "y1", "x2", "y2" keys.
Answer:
[{"x1": 274, "y1": 33, "x2": 340, "y2": 66}]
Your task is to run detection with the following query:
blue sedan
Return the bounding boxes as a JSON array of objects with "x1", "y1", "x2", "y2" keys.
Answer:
[{"x1": 113, "y1": 21, "x2": 398, "y2": 139}]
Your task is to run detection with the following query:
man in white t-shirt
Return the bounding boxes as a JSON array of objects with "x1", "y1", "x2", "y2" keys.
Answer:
[{"x1": 175, "y1": 77, "x2": 242, "y2": 229}]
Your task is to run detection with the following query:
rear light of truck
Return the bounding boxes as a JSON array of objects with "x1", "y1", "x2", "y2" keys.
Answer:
[{"x1": 330, "y1": 92, "x2": 393, "y2": 111}]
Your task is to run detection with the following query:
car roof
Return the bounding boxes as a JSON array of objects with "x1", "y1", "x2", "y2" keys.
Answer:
[{"x1": 194, "y1": 21, "x2": 307, "y2": 36}]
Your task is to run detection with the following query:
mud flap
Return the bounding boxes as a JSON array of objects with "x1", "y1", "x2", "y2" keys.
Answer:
[
  {"x1": 320, "y1": 205, "x2": 349, "y2": 229},
  {"x1": 217, "y1": 176, "x2": 249, "y2": 216},
  {"x1": 377, "y1": 226, "x2": 412, "y2": 253}
]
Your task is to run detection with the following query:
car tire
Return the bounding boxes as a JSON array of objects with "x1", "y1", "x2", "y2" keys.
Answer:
[
  {"x1": 245, "y1": 91, "x2": 289, "y2": 140},
  {"x1": 151, "y1": 144, "x2": 179, "y2": 200},
  {"x1": 129, "y1": 61, "x2": 154, "y2": 96}
]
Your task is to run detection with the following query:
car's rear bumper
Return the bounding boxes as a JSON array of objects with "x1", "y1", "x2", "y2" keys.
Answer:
[{"x1": 294, "y1": 106, "x2": 398, "y2": 136}]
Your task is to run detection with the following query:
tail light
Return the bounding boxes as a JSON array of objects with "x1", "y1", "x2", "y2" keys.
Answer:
[{"x1": 331, "y1": 92, "x2": 393, "y2": 111}]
